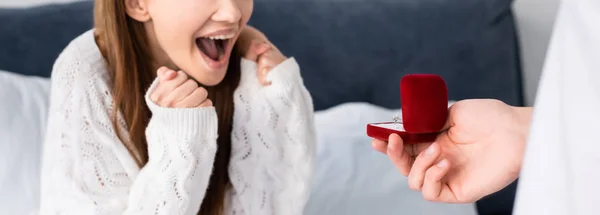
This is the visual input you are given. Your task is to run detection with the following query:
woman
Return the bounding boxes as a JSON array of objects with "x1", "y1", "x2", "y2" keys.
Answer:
[{"x1": 39, "y1": 0, "x2": 315, "y2": 214}]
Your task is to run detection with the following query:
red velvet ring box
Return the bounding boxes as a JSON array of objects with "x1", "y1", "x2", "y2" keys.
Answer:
[{"x1": 366, "y1": 74, "x2": 449, "y2": 144}]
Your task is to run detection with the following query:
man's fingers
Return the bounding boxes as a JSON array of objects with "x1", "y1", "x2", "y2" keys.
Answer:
[
  {"x1": 386, "y1": 133, "x2": 413, "y2": 176},
  {"x1": 408, "y1": 142, "x2": 441, "y2": 191},
  {"x1": 371, "y1": 139, "x2": 388, "y2": 154},
  {"x1": 421, "y1": 159, "x2": 452, "y2": 202},
  {"x1": 441, "y1": 105, "x2": 455, "y2": 132}
]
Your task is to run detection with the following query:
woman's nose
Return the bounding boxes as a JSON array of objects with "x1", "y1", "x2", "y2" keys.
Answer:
[{"x1": 212, "y1": 0, "x2": 242, "y2": 24}]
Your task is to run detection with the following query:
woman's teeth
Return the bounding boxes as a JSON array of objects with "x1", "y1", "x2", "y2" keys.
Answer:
[{"x1": 206, "y1": 33, "x2": 235, "y2": 40}]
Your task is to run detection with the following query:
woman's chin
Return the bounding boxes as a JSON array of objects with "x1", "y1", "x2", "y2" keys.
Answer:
[{"x1": 191, "y1": 67, "x2": 228, "y2": 87}]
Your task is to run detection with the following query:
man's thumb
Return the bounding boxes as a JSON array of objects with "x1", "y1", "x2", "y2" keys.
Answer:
[{"x1": 441, "y1": 105, "x2": 454, "y2": 132}]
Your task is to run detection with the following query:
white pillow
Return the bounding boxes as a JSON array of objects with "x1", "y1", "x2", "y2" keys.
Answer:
[
  {"x1": 305, "y1": 102, "x2": 475, "y2": 215},
  {"x1": 0, "y1": 70, "x2": 50, "y2": 215}
]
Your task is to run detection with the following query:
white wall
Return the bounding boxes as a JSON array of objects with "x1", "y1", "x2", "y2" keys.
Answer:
[
  {"x1": 512, "y1": 0, "x2": 561, "y2": 105},
  {"x1": 0, "y1": 0, "x2": 82, "y2": 8}
]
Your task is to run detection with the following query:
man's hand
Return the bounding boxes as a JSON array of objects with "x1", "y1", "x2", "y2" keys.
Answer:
[{"x1": 372, "y1": 99, "x2": 532, "y2": 203}]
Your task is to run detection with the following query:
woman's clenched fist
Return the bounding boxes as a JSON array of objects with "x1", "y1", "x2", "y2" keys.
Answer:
[{"x1": 150, "y1": 67, "x2": 212, "y2": 108}]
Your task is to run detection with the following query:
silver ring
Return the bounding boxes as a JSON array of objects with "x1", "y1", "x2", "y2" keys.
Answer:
[{"x1": 392, "y1": 114, "x2": 401, "y2": 123}]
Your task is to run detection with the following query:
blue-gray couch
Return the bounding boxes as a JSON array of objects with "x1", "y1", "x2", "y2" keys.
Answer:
[{"x1": 0, "y1": 0, "x2": 524, "y2": 214}]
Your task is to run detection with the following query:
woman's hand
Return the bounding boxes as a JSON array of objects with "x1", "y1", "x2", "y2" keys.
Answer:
[
  {"x1": 372, "y1": 99, "x2": 532, "y2": 203},
  {"x1": 236, "y1": 25, "x2": 268, "y2": 56},
  {"x1": 245, "y1": 40, "x2": 287, "y2": 85},
  {"x1": 236, "y1": 26, "x2": 287, "y2": 86},
  {"x1": 150, "y1": 67, "x2": 212, "y2": 108}
]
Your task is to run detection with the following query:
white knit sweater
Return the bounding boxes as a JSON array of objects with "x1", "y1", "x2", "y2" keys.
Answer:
[{"x1": 38, "y1": 30, "x2": 316, "y2": 215}]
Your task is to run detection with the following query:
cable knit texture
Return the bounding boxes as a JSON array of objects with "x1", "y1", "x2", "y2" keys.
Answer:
[{"x1": 39, "y1": 30, "x2": 316, "y2": 215}]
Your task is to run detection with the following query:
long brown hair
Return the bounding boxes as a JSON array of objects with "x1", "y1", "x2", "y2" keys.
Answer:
[{"x1": 93, "y1": 1, "x2": 240, "y2": 214}]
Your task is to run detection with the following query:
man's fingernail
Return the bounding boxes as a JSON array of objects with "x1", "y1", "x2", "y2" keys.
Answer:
[
  {"x1": 425, "y1": 143, "x2": 437, "y2": 156},
  {"x1": 436, "y1": 159, "x2": 448, "y2": 168}
]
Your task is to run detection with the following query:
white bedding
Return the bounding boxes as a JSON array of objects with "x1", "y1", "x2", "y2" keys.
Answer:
[
  {"x1": 0, "y1": 70, "x2": 476, "y2": 214},
  {"x1": 0, "y1": 71, "x2": 49, "y2": 215}
]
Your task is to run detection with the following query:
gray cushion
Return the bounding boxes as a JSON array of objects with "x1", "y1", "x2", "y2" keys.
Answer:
[
  {"x1": 0, "y1": 2, "x2": 93, "y2": 78},
  {"x1": 249, "y1": 0, "x2": 524, "y2": 109}
]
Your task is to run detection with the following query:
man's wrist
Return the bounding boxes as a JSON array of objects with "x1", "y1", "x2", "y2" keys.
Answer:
[
  {"x1": 513, "y1": 106, "x2": 533, "y2": 139},
  {"x1": 510, "y1": 105, "x2": 533, "y2": 173}
]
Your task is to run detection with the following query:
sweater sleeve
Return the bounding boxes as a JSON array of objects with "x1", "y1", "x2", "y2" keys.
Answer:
[
  {"x1": 227, "y1": 58, "x2": 316, "y2": 215},
  {"x1": 39, "y1": 51, "x2": 218, "y2": 215}
]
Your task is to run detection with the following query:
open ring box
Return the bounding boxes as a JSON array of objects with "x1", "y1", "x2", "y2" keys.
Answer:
[{"x1": 366, "y1": 74, "x2": 449, "y2": 144}]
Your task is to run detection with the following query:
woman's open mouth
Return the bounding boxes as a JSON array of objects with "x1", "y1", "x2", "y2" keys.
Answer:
[{"x1": 195, "y1": 32, "x2": 235, "y2": 70}]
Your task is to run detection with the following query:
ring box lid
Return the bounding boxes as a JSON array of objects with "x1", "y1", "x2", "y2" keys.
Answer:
[{"x1": 400, "y1": 74, "x2": 448, "y2": 133}]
